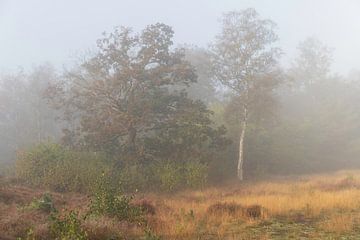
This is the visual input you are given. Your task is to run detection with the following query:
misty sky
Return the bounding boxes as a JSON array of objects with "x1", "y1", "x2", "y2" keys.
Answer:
[{"x1": 1, "y1": 0, "x2": 360, "y2": 75}]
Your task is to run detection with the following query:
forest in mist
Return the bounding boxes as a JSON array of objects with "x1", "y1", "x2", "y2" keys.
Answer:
[
  {"x1": 1, "y1": 7, "x2": 360, "y2": 190},
  {"x1": 4, "y1": 4, "x2": 360, "y2": 239}
]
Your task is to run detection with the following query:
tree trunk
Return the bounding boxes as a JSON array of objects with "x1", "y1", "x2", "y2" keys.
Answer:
[{"x1": 237, "y1": 107, "x2": 247, "y2": 181}]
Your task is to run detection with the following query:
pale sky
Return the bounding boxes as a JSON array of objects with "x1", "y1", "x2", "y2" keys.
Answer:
[{"x1": 1, "y1": 0, "x2": 360, "y2": 75}]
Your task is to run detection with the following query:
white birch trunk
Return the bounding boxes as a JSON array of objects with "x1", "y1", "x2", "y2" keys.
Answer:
[{"x1": 237, "y1": 107, "x2": 247, "y2": 181}]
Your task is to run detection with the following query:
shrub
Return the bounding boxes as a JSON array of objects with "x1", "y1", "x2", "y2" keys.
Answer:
[
  {"x1": 15, "y1": 143, "x2": 66, "y2": 187},
  {"x1": 184, "y1": 161, "x2": 208, "y2": 189},
  {"x1": 15, "y1": 142, "x2": 109, "y2": 192},
  {"x1": 118, "y1": 164, "x2": 151, "y2": 192},
  {"x1": 89, "y1": 173, "x2": 144, "y2": 224},
  {"x1": 27, "y1": 193, "x2": 56, "y2": 213},
  {"x1": 49, "y1": 211, "x2": 87, "y2": 240},
  {"x1": 106, "y1": 161, "x2": 208, "y2": 193},
  {"x1": 15, "y1": 142, "x2": 209, "y2": 193},
  {"x1": 46, "y1": 151, "x2": 109, "y2": 192},
  {"x1": 153, "y1": 161, "x2": 184, "y2": 192},
  {"x1": 152, "y1": 161, "x2": 208, "y2": 192}
]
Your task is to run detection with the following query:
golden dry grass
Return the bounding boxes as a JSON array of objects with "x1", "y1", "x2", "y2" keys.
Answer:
[
  {"x1": 145, "y1": 170, "x2": 360, "y2": 238},
  {"x1": 2, "y1": 170, "x2": 360, "y2": 239},
  {"x1": 319, "y1": 213, "x2": 355, "y2": 233}
]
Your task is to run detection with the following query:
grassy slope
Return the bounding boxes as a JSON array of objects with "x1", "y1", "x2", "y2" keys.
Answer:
[{"x1": 2, "y1": 171, "x2": 360, "y2": 239}]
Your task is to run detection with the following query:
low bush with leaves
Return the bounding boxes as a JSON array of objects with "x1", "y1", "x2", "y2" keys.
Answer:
[
  {"x1": 152, "y1": 161, "x2": 208, "y2": 192},
  {"x1": 103, "y1": 160, "x2": 208, "y2": 193},
  {"x1": 89, "y1": 173, "x2": 144, "y2": 224},
  {"x1": 15, "y1": 142, "x2": 109, "y2": 192},
  {"x1": 49, "y1": 211, "x2": 87, "y2": 240},
  {"x1": 154, "y1": 161, "x2": 184, "y2": 192},
  {"x1": 117, "y1": 164, "x2": 152, "y2": 192},
  {"x1": 15, "y1": 142, "x2": 210, "y2": 194},
  {"x1": 184, "y1": 161, "x2": 208, "y2": 189},
  {"x1": 27, "y1": 193, "x2": 56, "y2": 213}
]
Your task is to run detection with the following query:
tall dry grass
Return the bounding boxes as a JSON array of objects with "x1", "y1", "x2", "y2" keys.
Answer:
[
  {"x1": 146, "y1": 170, "x2": 360, "y2": 238},
  {"x1": 2, "y1": 170, "x2": 360, "y2": 239}
]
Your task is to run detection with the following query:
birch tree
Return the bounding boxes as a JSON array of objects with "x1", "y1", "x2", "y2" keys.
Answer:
[{"x1": 211, "y1": 9, "x2": 281, "y2": 180}]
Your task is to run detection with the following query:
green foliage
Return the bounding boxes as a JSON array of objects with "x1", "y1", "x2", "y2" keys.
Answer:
[
  {"x1": 15, "y1": 141, "x2": 211, "y2": 193},
  {"x1": 153, "y1": 161, "x2": 208, "y2": 192},
  {"x1": 106, "y1": 161, "x2": 209, "y2": 193},
  {"x1": 117, "y1": 164, "x2": 151, "y2": 192},
  {"x1": 27, "y1": 193, "x2": 56, "y2": 213},
  {"x1": 16, "y1": 143, "x2": 66, "y2": 187},
  {"x1": 48, "y1": 24, "x2": 229, "y2": 182},
  {"x1": 53, "y1": 24, "x2": 198, "y2": 155},
  {"x1": 16, "y1": 228, "x2": 36, "y2": 240},
  {"x1": 49, "y1": 211, "x2": 87, "y2": 240},
  {"x1": 89, "y1": 173, "x2": 144, "y2": 223},
  {"x1": 15, "y1": 142, "x2": 109, "y2": 192},
  {"x1": 184, "y1": 161, "x2": 208, "y2": 189},
  {"x1": 48, "y1": 151, "x2": 109, "y2": 192},
  {"x1": 154, "y1": 161, "x2": 184, "y2": 192}
]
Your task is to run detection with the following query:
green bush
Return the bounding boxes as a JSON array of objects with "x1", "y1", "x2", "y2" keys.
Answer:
[
  {"x1": 89, "y1": 173, "x2": 144, "y2": 224},
  {"x1": 184, "y1": 161, "x2": 208, "y2": 189},
  {"x1": 16, "y1": 143, "x2": 66, "y2": 187},
  {"x1": 27, "y1": 193, "x2": 56, "y2": 213},
  {"x1": 15, "y1": 142, "x2": 109, "y2": 192},
  {"x1": 118, "y1": 164, "x2": 151, "y2": 192},
  {"x1": 46, "y1": 151, "x2": 109, "y2": 192},
  {"x1": 15, "y1": 142, "x2": 209, "y2": 194},
  {"x1": 154, "y1": 161, "x2": 184, "y2": 192},
  {"x1": 97, "y1": 161, "x2": 208, "y2": 193},
  {"x1": 152, "y1": 161, "x2": 208, "y2": 192},
  {"x1": 49, "y1": 211, "x2": 87, "y2": 240}
]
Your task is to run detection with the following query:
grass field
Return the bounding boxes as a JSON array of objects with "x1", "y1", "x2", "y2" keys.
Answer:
[{"x1": 2, "y1": 171, "x2": 360, "y2": 239}]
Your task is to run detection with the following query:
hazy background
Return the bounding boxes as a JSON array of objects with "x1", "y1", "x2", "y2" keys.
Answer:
[
  {"x1": 1, "y1": 0, "x2": 360, "y2": 75},
  {"x1": 2, "y1": 0, "x2": 360, "y2": 190}
]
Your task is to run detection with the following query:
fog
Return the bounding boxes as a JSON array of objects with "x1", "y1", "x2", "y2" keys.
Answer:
[
  {"x1": 2, "y1": 1, "x2": 360, "y2": 180},
  {"x1": 4, "y1": 2, "x2": 360, "y2": 238},
  {"x1": 2, "y1": 0, "x2": 360, "y2": 74}
]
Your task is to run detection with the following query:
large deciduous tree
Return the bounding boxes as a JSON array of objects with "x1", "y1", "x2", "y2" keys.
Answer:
[
  {"x1": 50, "y1": 23, "x2": 228, "y2": 164},
  {"x1": 211, "y1": 9, "x2": 281, "y2": 180}
]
